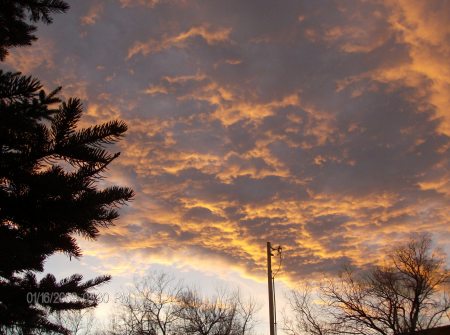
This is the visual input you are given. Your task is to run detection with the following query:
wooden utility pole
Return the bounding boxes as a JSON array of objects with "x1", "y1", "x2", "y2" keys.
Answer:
[{"x1": 267, "y1": 241, "x2": 275, "y2": 335}]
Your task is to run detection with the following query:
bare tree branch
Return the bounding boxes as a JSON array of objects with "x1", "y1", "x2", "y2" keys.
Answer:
[{"x1": 286, "y1": 234, "x2": 450, "y2": 335}]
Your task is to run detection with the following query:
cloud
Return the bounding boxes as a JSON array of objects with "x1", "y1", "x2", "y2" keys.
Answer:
[
  {"x1": 360, "y1": 0, "x2": 450, "y2": 136},
  {"x1": 143, "y1": 85, "x2": 169, "y2": 95},
  {"x1": 4, "y1": 38, "x2": 55, "y2": 73},
  {"x1": 80, "y1": 2, "x2": 104, "y2": 25},
  {"x1": 127, "y1": 25, "x2": 232, "y2": 59},
  {"x1": 182, "y1": 206, "x2": 224, "y2": 223},
  {"x1": 119, "y1": 0, "x2": 162, "y2": 8},
  {"x1": 7, "y1": 0, "x2": 449, "y2": 287}
]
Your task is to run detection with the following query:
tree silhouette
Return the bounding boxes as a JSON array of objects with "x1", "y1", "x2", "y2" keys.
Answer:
[
  {"x1": 0, "y1": 1, "x2": 134, "y2": 333},
  {"x1": 284, "y1": 234, "x2": 450, "y2": 335},
  {"x1": 0, "y1": 0, "x2": 69, "y2": 60},
  {"x1": 0, "y1": 70, "x2": 134, "y2": 334},
  {"x1": 178, "y1": 288, "x2": 258, "y2": 335},
  {"x1": 103, "y1": 272, "x2": 259, "y2": 335}
]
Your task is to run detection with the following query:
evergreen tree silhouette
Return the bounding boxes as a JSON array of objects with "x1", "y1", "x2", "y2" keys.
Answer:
[
  {"x1": 0, "y1": 2, "x2": 134, "y2": 333},
  {"x1": 0, "y1": 0, "x2": 69, "y2": 60},
  {"x1": 0, "y1": 70, "x2": 134, "y2": 333}
]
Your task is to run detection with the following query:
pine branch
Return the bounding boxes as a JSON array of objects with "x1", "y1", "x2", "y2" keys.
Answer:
[
  {"x1": 0, "y1": 71, "x2": 41, "y2": 102},
  {"x1": 72, "y1": 153, "x2": 121, "y2": 178},
  {"x1": 0, "y1": 1, "x2": 69, "y2": 60},
  {"x1": 23, "y1": 0, "x2": 70, "y2": 24},
  {"x1": 70, "y1": 120, "x2": 129, "y2": 147},
  {"x1": 52, "y1": 98, "x2": 83, "y2": 144},
  {"x1": 0, "y1": 69, "x2": 133, "y2": 332},
  {"x1": 55, "y1": 235, "x2": 82, "y2": 258},
  {"x1": 97, "y1": 185, "x2": 135, "y2": 207}
]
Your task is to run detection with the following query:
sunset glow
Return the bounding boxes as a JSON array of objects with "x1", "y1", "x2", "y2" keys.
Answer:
[{"x1": 5, "y1": 0, "x2": 450, "y2": 332}]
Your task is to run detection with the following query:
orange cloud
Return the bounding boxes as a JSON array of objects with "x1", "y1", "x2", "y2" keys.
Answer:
[
  {"x1": 8, "y1": 0, "x2": 447, "y2": 294},
  {"x1": 80, "y1": 3, "x2": 104, "y2": 26},
  {"x1": 5, "y1": 38, "x2": 55, "y2": 73},
  {"x1": 383, "y1": 0, "x2": 450, "y2": 136},
  {"x1": 127, "y1": 25, "x2": 232, "y2": 59},
  {"x1": 143, "y1": 85, "x2": 169, "y2": 95},
  {"x1": 119, "y1": 0, "x2": 161, "y2": 8}
]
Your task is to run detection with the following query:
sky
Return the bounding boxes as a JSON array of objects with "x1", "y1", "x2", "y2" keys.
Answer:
[{"x1": 4, "y1": 0, "x2": 450, "y2": 333}]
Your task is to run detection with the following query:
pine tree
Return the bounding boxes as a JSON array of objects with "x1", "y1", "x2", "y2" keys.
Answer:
[
  {"x1": 0, "y1": 70, "x2": 134, "y2": 333},
  {"x1": 0, "y1": 2, "x2": 134, "y2": 333},
  {"x1": 0, "y1": 0, "x2": 69, "y2": 60}
]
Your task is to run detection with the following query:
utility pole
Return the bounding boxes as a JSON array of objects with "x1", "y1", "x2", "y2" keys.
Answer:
[{"x1": 267, "y1": 241, "x2": 275, "y2": 335}]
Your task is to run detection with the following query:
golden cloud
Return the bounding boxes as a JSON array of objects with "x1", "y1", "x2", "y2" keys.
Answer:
[
  {"x1": 383, "y1": 0, "x2": 450, "y2": 136},
  {"x1": 127, "y1": 25, "x2": 232, "y2": 59},
  {"x1": 9, "y1": 0, "x2": 448, "y2": 291},
  {"x1": 80, "y1": 3, "x2": 104, "y2": 26},
  {"x1": 5, "y1": 38, "x2": 55, "y2": 73}
]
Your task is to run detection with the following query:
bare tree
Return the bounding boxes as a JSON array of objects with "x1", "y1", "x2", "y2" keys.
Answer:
[
  {"x1": 286, "y1": 234, "x2": 450, "y2": 335},
  {"x1": 53, "y1": 309, "x2": 96, "y2": 335},
  {"x1": 108, "y1": 272, "x2": 183, "y2": 335},
  {"x1": 104, "y1": 273, "x2": 259, "y2": 335},
  {"x1": 236, "y1": 293, "x2": 259, "y2": 335},
  {"x1": 177, "y1": 288, "x2": 258, "y2": 335},
  {"x1": 283, "y1": 285, "x2": 341, "y2": 335},
  {"x1": 31, "y1": 309, "x2": 97, "y2": 335}
]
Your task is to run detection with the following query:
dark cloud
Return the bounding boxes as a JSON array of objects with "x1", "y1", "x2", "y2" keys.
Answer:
[
  {"x1": 7, "y1": 0, "x2": 450, "y2": 282},
  {"x1": 183, "y1": 207, "x2": 224, "y2": 223}
]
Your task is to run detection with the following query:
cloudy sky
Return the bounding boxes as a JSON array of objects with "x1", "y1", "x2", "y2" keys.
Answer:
[{"x1": 5, "y1": 0, "x2": 450, "y2": 331}]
